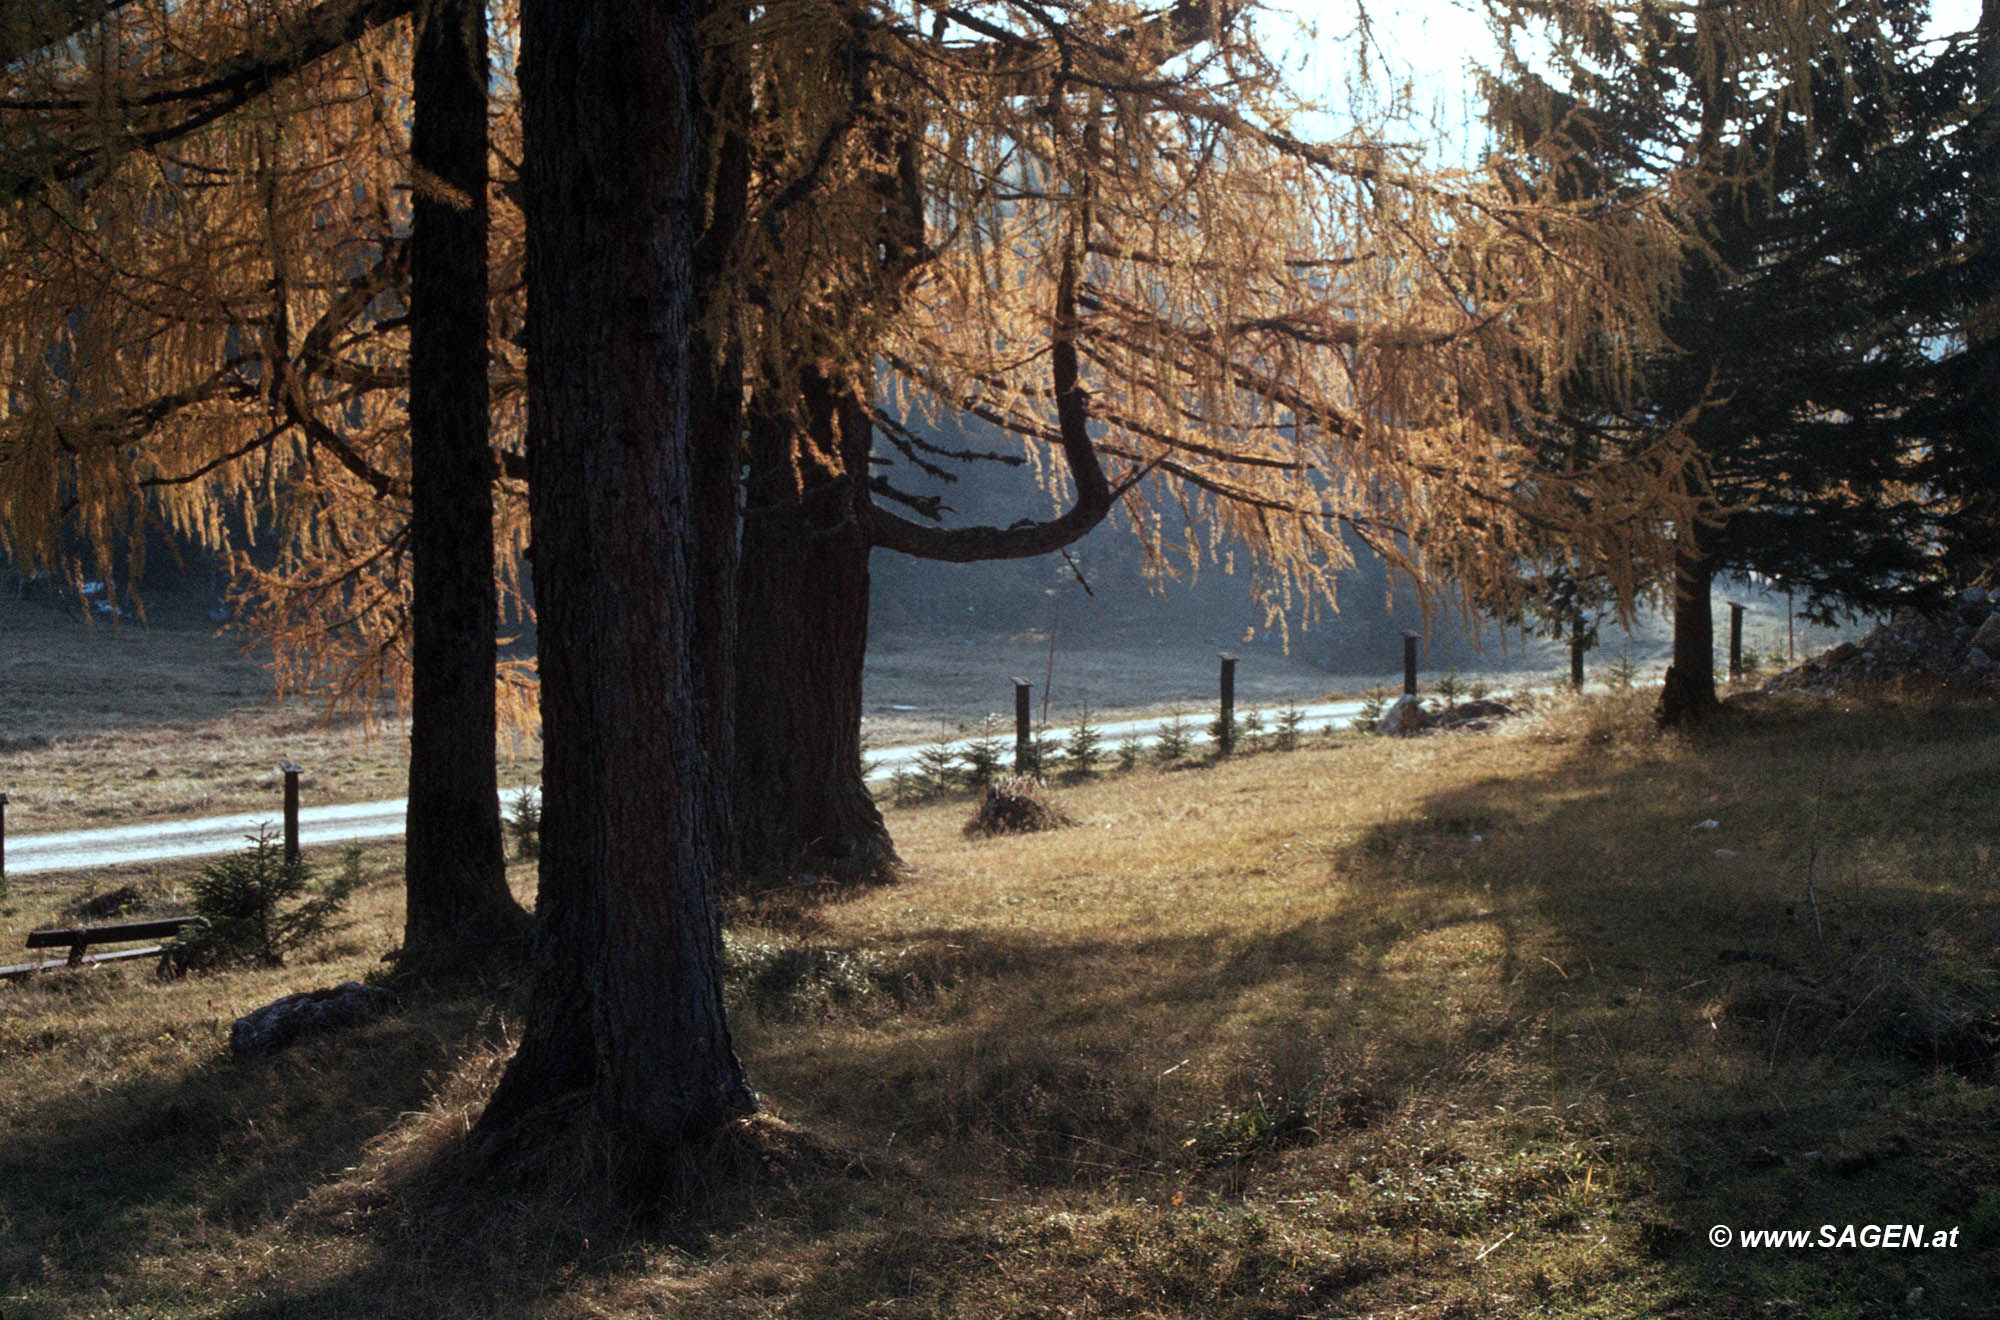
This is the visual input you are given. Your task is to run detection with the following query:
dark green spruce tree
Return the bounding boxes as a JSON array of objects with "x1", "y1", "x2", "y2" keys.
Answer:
[
  {"x1": 1484, "y1": 0, "x2": 1979, "y2": 724},
  {"x1": 1901, "y1": 0, "x2": 2000, "y2": 579}
]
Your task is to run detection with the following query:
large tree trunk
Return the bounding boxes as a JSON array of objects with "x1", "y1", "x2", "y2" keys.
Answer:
[
  {"x1": 692, "y1": 23, "x2": 752, "y2": 893},
  {"x1": 1657, "y1": 527, "x2": 1719, "y2": 727},
  {"x1": 474, "y1": 0, "x2": 753, "y2": 1163},
  {"x1": 402, "y1": 0, "x2": 526, "y2": 966},
  {"x1": 732, "y1": 369, "x2": 897, "y2": 886}
]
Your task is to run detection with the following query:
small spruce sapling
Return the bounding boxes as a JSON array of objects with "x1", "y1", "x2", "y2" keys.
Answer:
[
  {"x1": 1062, "y1": 705, "x2": 1104, "y2": 778},
  {"x1": 915, "y1": 730, "x2": 962, "y2": 797},
  {"x1": 1025, "y1": 725, "x2": 1060, "y2": 778},
  {"x1": 339, "y1": 842, "x2": 365, "y2": 891},
  {"x1": 164, "y1": 827, "x2": 355, "y2": 973},
  {"x1": 1607, "y1": 652, "x2": 1639, "y2": 691},
  {"x1": 1153, "y1": 711, "x2": 1193, "y2": 764},
  {"x1": 889, "y1": 766, "x2": 929, "y2": 806},
  {"x1": 959, "y1": 715, "x2": 1007, "y2": 788}
]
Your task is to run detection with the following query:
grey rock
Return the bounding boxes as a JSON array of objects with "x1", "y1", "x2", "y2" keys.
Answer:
[
  {"x1": 1760, "y1": 607, "x2": 1995, "y2": 697},
  {"x1": 1434, "y1": 698, "x2": 1516, "y2": 730},
  {"x1": 1962, "y1": 586, "x2": 1991, "y2": 608},
  {"x1": 231, "y1": 981, "x2": 400, "y2": 1055},
  {"x1": 1379, "y1": 694, "x2": 1432, "y2": 737},
  {"x1": 75, "y1": 885, "x2": 152, "y2": 920}
]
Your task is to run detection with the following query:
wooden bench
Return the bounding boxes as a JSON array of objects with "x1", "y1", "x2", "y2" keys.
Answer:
[{"x1": 0, "y1": 916, "x2": 196, "y2": 980}]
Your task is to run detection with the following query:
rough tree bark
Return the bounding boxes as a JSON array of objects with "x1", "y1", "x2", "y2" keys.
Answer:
[
  {"x1": 473, "y1": 0, "x2": 754, "y2": 1162},
  {"x1": 1657, "y1": 527, "x2": 1719, "y2": 727},
  {"x1": 733, "y1": 370, "x2": 895, "y2": 883},
  {"x1": 694, "y1": 21, "x2": 753, "y2": 886},
  {"x1": 401, "y1": 0, "x2": 528, "y2": 966},
  {"x1": 1973, "y1": 0, "x2": 2000, "y2": 574}
]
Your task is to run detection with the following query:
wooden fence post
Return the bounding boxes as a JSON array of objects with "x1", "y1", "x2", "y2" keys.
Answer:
[
  {"x1": 1218, "y1": 653, "x2": 1237, "y2": 755},
  {"x1": 1013, "y1": 680, "x2": 1032, "y2": 773},
  {"x1": 280, "y1": 762, "x2": 302, "y2": 864}
]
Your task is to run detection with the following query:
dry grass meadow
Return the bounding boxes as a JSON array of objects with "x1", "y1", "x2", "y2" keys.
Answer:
[
  {"x1": 3, "y1": 676, "x2": 1999, "y2": 1318},
  {"x1": 0, "y1": 594, "x2": 424, "y2": 834}
]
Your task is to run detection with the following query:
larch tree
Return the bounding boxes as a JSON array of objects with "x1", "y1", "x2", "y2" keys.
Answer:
[
  {"x1": 0, "y1": 0, "x2": 530, "y2": 957},
  {"x1": 720, "y1": 0, "x2": 1697, "y2": 883},
  {"x1": 469, "y1": 0, "x2": 756, "y2": 1163},
  {"x1": 725, "y1": 0, "x2": 1224, "y2": 884}
]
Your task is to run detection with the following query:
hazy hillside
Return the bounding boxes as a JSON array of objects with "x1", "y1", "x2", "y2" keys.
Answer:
[{"x1": 4, "y1": 416, "x2": 1877, "y2": 744}]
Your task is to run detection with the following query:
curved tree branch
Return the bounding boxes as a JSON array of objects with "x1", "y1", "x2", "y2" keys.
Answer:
[{"x1": 867, "y1": 228, "x2": 1121, "y2": 562}]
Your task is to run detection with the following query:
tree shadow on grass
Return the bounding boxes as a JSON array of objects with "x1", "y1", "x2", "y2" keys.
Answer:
[
  {"x1": 159, "y1": 917, "x2": 1431, "y2": 1319},
  {"x1": 707, "y1": 704, "x2": 2000, "y2": 1316},
  {"x1": 0, "y1": 979, "x2": 514, "y2": 1311},
  {"x1": 1325, "y1": 706, "x2": 2000, "y2": 1312},
  {"x1": 17, "y1": 701, "x2": 2000, "y2": 1317}
]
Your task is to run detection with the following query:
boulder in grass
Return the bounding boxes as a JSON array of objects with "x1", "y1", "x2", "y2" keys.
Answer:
[
  {"x1": 72, "y1": 884, "x2": 154, "y2": 921},
  {"x1": 1762, "y1": 611, "x2": 1989, "y2": 696},
  {"x1": 1378, "y1": 694, "x2": 1432, "y2": 737},
  {"x1": 964, "y1": 776, "x2": 1075, "y2": 837},
  {"x1": 1433, "y1": 698, "x2": 1517, "y2": 732},
  {"x1": 231, "y1": 982, "x2": 400, "y2": 1056}
]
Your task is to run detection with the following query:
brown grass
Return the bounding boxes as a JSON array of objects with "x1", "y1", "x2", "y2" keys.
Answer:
[
  {"x1": 961, "y1": 776, "x2": 1076, "y2": 837},
  {"x1": 0, "y1": 596, "x2": 535, "y2": 835},
  {"x1": 4, "y1": 688, "x2": 2000, "y2": 1317}
]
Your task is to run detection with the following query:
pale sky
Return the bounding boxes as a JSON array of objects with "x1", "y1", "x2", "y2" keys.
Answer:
[{"x1": 1261, "y1": 0, "x2": 1986, "y2": 165}]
